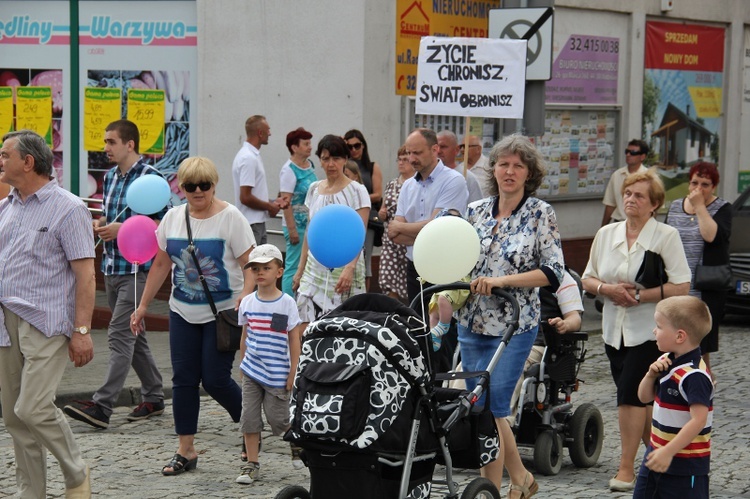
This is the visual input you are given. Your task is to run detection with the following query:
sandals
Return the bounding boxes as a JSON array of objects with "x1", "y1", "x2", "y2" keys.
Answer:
[
  {"x1": 162, "y1": 453, "x2": 198, "y2": 476},
  {"x1": 507, "y1": 471, "x2": 538, "y2": 499}
]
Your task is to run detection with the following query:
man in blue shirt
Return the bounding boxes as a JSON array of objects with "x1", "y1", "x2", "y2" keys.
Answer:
[
  {"x1": 64, "y1": 120, "x2": 167, "y2": 429},
  {"x1": 388, "y1": 128, "x2": 468, "y2": 303}
]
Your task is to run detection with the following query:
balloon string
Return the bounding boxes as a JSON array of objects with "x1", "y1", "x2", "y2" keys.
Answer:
[
  {"x1": 94, "y1": 206, "x2": 129, "y2": 249},
  {"x1": 133, "y1": 262, "x2": 139, "y2": 335},
  {"x1": 323, "y1": 270, "x2": 331, "y2": 315}
]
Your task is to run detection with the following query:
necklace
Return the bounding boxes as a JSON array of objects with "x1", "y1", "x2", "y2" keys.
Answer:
[{"x1": 190, "y1": 198, "x2": 214, "y2": 219}]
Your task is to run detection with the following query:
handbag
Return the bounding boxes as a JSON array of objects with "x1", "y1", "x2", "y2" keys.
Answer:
[
  {"x1": 368, "y1": 210, "x2": 384, "y2": 247},
  {"x1": 184, "y1": 207, "x2": 242, "y2": 352},
  {"x1": 635, "y1": 250, "x2": 668, "y2": 298},
  {"x1": 694, "y1": 264, "x2": 733, "y2": 291}
]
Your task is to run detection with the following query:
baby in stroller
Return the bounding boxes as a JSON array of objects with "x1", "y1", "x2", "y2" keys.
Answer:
[{"x1": 278, "y1": 290, "x2": 520, "y2": 499}]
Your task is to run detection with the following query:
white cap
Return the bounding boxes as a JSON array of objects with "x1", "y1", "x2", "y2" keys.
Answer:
[{"x1": 244, "y1": 244, "x2": 283, "y2": 268}]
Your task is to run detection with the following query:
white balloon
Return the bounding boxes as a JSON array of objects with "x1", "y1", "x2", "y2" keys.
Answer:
[{"x1": 413, "y1": 216, "x2": 480, "y2": 284}]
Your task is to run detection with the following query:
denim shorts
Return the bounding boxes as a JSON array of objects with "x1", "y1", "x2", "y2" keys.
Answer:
[{"x1": 457, "y1": 324, "x2": 537, "y2": 418}]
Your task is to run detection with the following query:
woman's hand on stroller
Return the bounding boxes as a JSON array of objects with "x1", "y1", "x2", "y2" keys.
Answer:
[{"x1": 470, "y1": 276, "x2": 506, "y2": 295}]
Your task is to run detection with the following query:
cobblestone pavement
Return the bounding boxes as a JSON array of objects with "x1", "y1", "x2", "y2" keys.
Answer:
[{"x1": 1, "y1": 317, "x2": 749, "y2": 498}]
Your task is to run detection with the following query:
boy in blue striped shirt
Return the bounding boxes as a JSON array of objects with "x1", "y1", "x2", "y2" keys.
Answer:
[
  {"x1": 236, "y1": 244, "x2": 303, "y2": 485},
  {"x1": 635, "y1": 295, "x2": 713, "y2": 498}
]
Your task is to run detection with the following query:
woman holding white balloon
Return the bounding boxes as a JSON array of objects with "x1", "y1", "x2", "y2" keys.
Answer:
[
  {"x1": 130, "y1": 156, "x2": 256, "y2": 476},
  {"x1": 456, "y1": 134, "x2": 564, "y2": 499},
  {"x1": 293, "y1": 134, "x2": 370, "y2": 329}
]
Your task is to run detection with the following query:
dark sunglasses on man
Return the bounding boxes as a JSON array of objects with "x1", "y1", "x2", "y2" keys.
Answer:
[
  {"x1": 347, "y1": 142, "x2": 363, "y2": 151},
  {"x1": 182, "y1": 181, "x2": 212, "y2": 193},
  {"x1": 624, "y1": 149, "x2": 643, "y2": 156}
]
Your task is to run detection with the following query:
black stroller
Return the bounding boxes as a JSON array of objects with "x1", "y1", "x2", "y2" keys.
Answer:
[{"x1": 276, "y1": 286, "x2": 519, "y2": 499}]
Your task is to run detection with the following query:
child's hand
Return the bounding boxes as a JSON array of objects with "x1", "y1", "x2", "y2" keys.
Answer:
[
  {"x1": 645, "y1": 446, "x2": 674, "y2": 473},
  {"x1": 648, "y1": 354, "x2": 672, "y2": 377}
]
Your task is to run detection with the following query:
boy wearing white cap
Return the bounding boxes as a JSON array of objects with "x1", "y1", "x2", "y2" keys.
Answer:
[{"x1": 235, "y1": 244, "x2": 304, "y2": 484}]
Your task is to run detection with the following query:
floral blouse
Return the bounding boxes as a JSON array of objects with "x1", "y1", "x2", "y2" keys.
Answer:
[{"x1": 456, "y1": 195, "x2": 565, "y2": 336}]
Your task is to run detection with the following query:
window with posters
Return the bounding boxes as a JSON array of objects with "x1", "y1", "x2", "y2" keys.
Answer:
[{"x1": 0, "y1": 0, "x2": 196, "y2": 211}]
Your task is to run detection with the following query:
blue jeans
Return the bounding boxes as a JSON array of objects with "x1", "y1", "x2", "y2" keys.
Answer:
[
  {"x1": 169, "y1": 311, "x2": 242, "y2": 435},
  {"x1": 633, "y1": 448, "x2": 709, "y2": 498},
  {"x1": 457, "y1": 324, "x2": 537, "y2": 418}
]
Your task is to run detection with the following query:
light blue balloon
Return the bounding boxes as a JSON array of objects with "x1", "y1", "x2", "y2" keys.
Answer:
[
  {"x1": 307, "y1": 204, "x2": 365, "y2": 269},
  {"x1": 126, "y1": 174, "x2": 171, "y2": 215}
]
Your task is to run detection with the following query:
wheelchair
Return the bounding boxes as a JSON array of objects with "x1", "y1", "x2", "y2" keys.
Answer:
[{"x1": 511, "y1": 322, "x2": 604, "y2": 475}]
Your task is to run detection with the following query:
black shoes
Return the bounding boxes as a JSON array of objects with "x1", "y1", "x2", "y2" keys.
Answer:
[
  {"x1": 63, "y1": 400, "x2": 110, "y2": 429},
  {"x1": 126, "y1": 401, "x2": 165, "y2": 421}
]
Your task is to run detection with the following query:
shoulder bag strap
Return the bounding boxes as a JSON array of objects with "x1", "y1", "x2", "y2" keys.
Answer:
[{"x1": 185, "y1": 205, "x2": 218, "y2": 316}]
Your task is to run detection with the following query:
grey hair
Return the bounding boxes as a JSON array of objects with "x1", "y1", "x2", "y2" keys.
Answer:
[
  {"x1": 2, "y1": 129, "x2": 54, "y2": 177},
  {"x1": 487, "y1": 134, "x2": 546, "y2": 196},
  {"x1": 437, "y1": 129, "x2": 458, "y2": 145}
]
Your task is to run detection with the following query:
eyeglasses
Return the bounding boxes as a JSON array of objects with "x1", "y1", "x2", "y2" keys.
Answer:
[
  {"x1": 397, "y1": 156, "x2": 409, "y2": 162},
  {"x1": 624, "y1": 149, "x2": 643, "y2": 156},
  {"x1": 459, "y1": 144, "x2": 481, "y2": 150},
  {"x1": 347, "y1": 142, "x2": 363, "y2": 151},
  {"x1": 182, "y1": 181, "x2": 212, "y2": 193}
]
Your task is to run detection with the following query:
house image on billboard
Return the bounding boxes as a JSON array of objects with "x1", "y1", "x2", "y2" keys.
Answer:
[{"x1": 650, "y1": 102, "x2": 716, "y2": 170}]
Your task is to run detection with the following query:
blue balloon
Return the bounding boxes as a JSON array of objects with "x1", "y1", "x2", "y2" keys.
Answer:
[
  {"x1": 307, "y1": 204, "x2": 366, "y2": 269},
  {"x1": 126, "y1": 174, "x2": 171, "y2": 215}
]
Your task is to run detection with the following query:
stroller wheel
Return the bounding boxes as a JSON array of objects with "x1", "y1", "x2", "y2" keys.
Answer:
[
  {"x1": 460, "y1": 477, "x2": 500, "y2": 499},
  {"x1": 568, "y1": 402, "x2": 604, "y2": 468},
  {"x1": 274, "y1": 485, "x2": 311, "y2": 499},
  {"x1": 533, "y1": 430, "x2": 564, "y2": 475}
]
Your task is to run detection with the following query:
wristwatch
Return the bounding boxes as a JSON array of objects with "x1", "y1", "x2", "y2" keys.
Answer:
[
  {"x1": 634, "y1": 290, "x2": 641, "y2": 303},
  {"x1": 73, "y1": 326, "x2": 90, "y2": 335}
]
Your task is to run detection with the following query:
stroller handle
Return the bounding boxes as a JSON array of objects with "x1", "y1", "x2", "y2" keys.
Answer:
[{"x1": 412, "y1": 283, "x2": 521, "y2": 432}]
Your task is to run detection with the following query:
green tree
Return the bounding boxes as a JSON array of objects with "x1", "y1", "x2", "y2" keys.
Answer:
[{"x1": 642, "y1": 74, "x2": 661, "y2": 163}]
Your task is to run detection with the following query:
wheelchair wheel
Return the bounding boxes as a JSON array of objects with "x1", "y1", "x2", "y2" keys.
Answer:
[
  {"x1": 460, "y1": 477, "x2": 501, "y2": 499},
  {"x1": 274, "y1": 485, "x2": 311, "y2": 499},
  {"x1": 533, "y1": 430, "x2": 563, "y2": 475},
  {"x1": 568, "y1": 402, "x2": 604, "y2": 468}
]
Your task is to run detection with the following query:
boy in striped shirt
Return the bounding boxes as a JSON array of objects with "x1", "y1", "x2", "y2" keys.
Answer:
[
  {"x1": 236, "y1": 244, "x2": 303, "y2": 485},
  {"x1": 635, "y1": 295, "x2": 713, "y2": 498}
]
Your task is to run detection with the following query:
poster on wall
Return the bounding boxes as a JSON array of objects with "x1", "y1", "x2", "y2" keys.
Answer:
[
  {"x1": 395, "y1": 0, "x2": 501, "y2": 96},
  {"x1": 79, "y1": 1, "x2": 197, "y2": 208},
  {"x1": 644, "y1": 21, "x2": 725, "y2": 202}
]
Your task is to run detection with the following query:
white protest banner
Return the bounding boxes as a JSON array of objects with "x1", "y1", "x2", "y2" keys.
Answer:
[{"x1": 415, "y1": 37, "x2": 527, "y2": 118}]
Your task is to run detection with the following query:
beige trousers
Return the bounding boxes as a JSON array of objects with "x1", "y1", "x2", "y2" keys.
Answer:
[{"x1": 0, "y1": 306, "x2": 87, "y2": 498}]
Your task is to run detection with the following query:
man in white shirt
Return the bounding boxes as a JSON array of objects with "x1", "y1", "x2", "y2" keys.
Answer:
[
  {"x1": 601, "y1": 139, "x2": 649, "y2": 226},
  {"x1": 232, "y1": 115, "x2": 285, "y2": 244},
  {"x1": 437, "y1": 129, "x2": 484, "y2": 202},
  {"x1": 458, "y1": 134, "x2": 494, "y2": 196}
]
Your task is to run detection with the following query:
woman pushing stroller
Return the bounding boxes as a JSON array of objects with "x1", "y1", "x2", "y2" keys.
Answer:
[{"x1": 456, "y1": 134, "x2": 564, "y2": 498}]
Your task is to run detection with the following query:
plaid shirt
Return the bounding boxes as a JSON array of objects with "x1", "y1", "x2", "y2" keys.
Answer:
[{"x1": 101, "y1": 160, "x2": 170, "y2": 275}]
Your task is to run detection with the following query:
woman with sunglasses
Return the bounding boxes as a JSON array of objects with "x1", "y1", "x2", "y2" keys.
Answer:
[
  {"x1": 131, "y1": 157, "x2": 256, "y2": 476},
  {"x1": 293, "y1": 135, "x2": 370, "y2": 331},
  {"x1": 344, "y1": 129, "x2": 382, "y2": 291}
]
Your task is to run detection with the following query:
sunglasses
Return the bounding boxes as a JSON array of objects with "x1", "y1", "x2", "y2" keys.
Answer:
[
  {"x1": 182, "y1": 181, "x2": 212, "y2": 193},
  {"x1": 347, "y1": 142, "x2": 363, "y2": 151},
  {"x1": 459, "y1": 144, "x2": 481, "y2": 150},
  {"x1": 624, "y1": 149, "x2": 643, "y2": 156}
]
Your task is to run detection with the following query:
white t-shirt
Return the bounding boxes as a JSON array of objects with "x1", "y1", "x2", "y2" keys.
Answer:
[
  {"x1": 157, "y1": 203, "x2": 256, "y2": 324},
  {"x1": 232, "y1": 141, "x2": 270, "y2": 224}
]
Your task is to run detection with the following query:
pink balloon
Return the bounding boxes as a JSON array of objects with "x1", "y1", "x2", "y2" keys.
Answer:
[{"x1": 117, "y1": 215, "x2": 158, "y2": 264}]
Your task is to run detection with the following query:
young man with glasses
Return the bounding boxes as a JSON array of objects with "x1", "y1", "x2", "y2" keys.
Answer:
[
  {"x1": 64, "y1": 119, "x2": 167, "y2": 430},
  {"x1": 601, "y1": 139, "x2": 650, "y2": 226}
]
